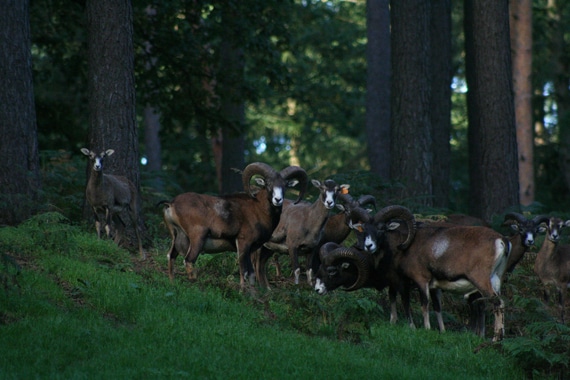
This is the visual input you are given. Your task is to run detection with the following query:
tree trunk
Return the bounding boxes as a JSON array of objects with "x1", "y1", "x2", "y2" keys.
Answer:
[
  {"x1": 0, "y1": 0, "x2": 42, "y2": 225},
  {"x1": 464, "y1": 0, "x2": 520, "y2": 222},
  {"x1": 217, "y1": 14, "x2": 245, "y2": 195},
  {"x1": 390, "y1": 0, "x2": 432, "y2": 207},
  {"x1": 85, "y1": 0, "x2": 144, "y2": 234},
  {"x1": 548, "y1": 1, "x2": 570, "y2": 201},
  {"x1": 144, "y1": 105, "x2": 163, "y2": 192},
  {"x1": 510, "y1": 0, "x2": 534, "y2": 206},
  {"x1": 142, "y1": 5, "x2": 163, "y2": 192},
  {"x1": 430, "y1": 0, "x2": 452, "y2": 209},
  {"x1": 289, "y1": 136, "x2": 302, "y2": 168},
  {"x1": 365, "y1": 0, "x2": 391, "y2": 180}
]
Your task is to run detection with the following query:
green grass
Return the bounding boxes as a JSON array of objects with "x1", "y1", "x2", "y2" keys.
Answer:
[{"x1": 0, "y1": 212, "x2": 544, "y2": 379}]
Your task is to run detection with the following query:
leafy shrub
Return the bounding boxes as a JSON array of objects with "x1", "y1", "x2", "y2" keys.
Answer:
[
  {"x1": 500, "y1": 296, "x2": 570, "y2": 378},
  {"x1": 40, "y1": 150, "x2": 86, "y2": 221}
]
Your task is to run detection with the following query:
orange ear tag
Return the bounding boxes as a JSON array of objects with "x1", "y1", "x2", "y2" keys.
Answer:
[{"x1": 341, "y1": 188, "x2": 349, "y2": 195}]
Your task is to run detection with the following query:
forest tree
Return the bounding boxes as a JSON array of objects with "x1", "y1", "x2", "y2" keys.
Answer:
[
  {"x1": 464, "y1": 0, "x2": 520, "y2": 221},
  {"x1": 84, "y1": 0, "x2": 144, "y2": 239},
  {"x1": 0, "y1": 0, "x2": 42, "y2": 225}
]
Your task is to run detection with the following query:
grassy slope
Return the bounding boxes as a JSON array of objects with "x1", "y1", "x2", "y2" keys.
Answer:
[{"x1": 0, "y1": 213, "x2": 523, "y2": 379}]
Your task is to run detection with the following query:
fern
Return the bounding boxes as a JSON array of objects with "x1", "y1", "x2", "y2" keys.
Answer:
[{"x1": 500, "y1": 297, "x2": 570, "y2": 377}]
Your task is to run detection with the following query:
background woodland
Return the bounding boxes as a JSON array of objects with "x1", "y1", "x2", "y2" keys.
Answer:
[
  {"x1": 3, "y1": 1, "x2": 570, "y2": 377},
  {"x1": 1, "y1": 0, "x2": 569, "y2": 227}
]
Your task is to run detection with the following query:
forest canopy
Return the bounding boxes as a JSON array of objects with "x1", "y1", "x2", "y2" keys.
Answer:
[{"x1": 25, "y1": 0, "x2": 570, "y2": 215}]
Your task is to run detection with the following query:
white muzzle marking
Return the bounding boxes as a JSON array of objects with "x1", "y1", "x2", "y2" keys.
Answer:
[{"x1": 314, "y1": 278, "x2": 327, "y2": 295}]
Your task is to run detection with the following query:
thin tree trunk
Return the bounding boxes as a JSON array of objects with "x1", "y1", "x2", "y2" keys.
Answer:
[
  {"x1": 144, "y1": 105, "x2": 163, "y2": 191},
  {"x1": 430, "y1": 0, "x2": 452, "y2": 209},
  {"x1": 366, "y1": 0, "x2": 391, "y2": 180},
  {"x1": 289, "y1": 136, "x2": 301, "y2": 167},
  {"x1": 510, "y1": 0, "x2": 534, "y2": 206},
  {"x1": 142, "y1": 5, "x2": 163, "y2": 192},
  {"x1": 548, "y1": 0, "x2": 570, "y2": 198},
  {"x1": 217, "y1": 15, "x2": 245, "y2": 195}
]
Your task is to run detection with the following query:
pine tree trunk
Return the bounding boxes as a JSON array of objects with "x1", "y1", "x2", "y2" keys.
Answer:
[
  {"x1": 510, "y1": 0, "x2": 534, "y2": 206},
  {"x1": 390, "y1": 0, "x2": 433, "y2": 207},
  {"x1": 142, "y1": 5, "x2": 163, "y2": 192},
  {"x1": 548, "y1": 1, "x2": 570, "y2": 203},
  {"x1": 365, "y1": 0, "x2": 391, "y2": 180},
  {"x1": 464, "y1": 0, "x2": 520, "y2": 222},
  {"x1": 0, "y1": 0, "x2": 42, "y2": 225},
  {"x1": 430, "y1": 0, "x2": 452, "y2": 209},
  {"x1": 144, "y1": 105, "x2": 163, "y2": 192},
  {"x1": 217, "y1": 16, "x2": 245, "y2": 195},
  {"x1": 85, "y1": 0, "x2": 144, "y2": 235}
]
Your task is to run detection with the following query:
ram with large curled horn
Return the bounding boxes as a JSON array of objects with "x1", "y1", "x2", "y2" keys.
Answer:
[
  {"x1": 312, "y1": 205, "x2": 408, "y2": 294},
  {"x1": 254, "y1": 189, "x2": 377, "y2": 289},
  {"x1": 160, "y1": 162, "x2": 308, "y2": 287},
  {"x1": 314, "y1": 205, "x2": 418, "y2": 327}
]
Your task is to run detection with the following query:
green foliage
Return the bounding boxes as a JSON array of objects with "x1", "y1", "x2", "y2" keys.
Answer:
[
  {"x1": 500, "y1": 296, "x2": 570, "y2": 378},
  {"x1": 30, "y1": 0, "x2": 88, "y2": 150},
  {"x1": 263, "y1": 287, "x2": 386, "y2": 343},
  {"x1": 27, "y1": 0, "x2": 570, "y2": 213},
  {"x1": 246, "y1": 0, "x2": 368, "y2": 178},
  {"x1": 39, "y1": 150, "x2": 88, "y2": 221},
  {"x1": 0, "y1": 213, "x2": 525, "y2": 379}
]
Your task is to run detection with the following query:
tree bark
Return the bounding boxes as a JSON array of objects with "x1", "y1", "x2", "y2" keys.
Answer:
[
  {"x1": 85, "y1": 0, "x2": 144, "y2": 234},
  {"x1": 430, "y1": 0, "x2": 452, "y2": 209},
  {"x1": 390, "y1": 0, "x2": 432, "y2": 206},
  {"x1": 464, "y1": 0, "x2": 520, "y2": 222},
  {"x1": 510, "y1": 0, "x2": 534, "y2": 206},
  {"x1": 144, "y1": 105, "x2": 163, "y2": 191},
  {"x1": 548, "y1": 1, "x2": 570, "y2": 201},
  {"x1": 0, "y1": 0, "x2": 42, "y2": 225},
  {"x1": 217, "y1": 11, "x2": 245, "y2": 195},
  {"x1": 366, "y1": 0, "x2": 391, "y2": 180},
  {"x1": 142, "y1": 5, "x2": 163, "y2": 192}
]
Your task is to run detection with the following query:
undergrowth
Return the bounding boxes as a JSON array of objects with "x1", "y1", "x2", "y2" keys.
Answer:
[
  {"x1": 2, "y1": 152, "x2": 568, "y2": 378},
  {"x1": 0, "y1": 212, "x2": 528, "y2": 379}
]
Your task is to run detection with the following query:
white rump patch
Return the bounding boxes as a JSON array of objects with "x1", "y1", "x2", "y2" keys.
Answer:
[
  {"x1": 431, "y1": 237, "x2": 449, "y2": 258},
  {"x1": 493, "y1": 238, "x2": 509, "y2": 274},
  {"x1": 494, "y1": 239, "x2": 507, "y2": 261},
  {"x1": 490, "y1": 273, "x2": 501, "y2": 294},
  {"x1": 490, "y1": 238, "x2": 508, "y2": 295}
]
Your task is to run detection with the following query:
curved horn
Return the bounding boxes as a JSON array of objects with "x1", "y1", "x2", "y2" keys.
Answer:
[
  {"x1": 503, "y1": 212, "x2": 528, "y2": 225},
  {"x1": 373, "y1": 205, "x2": 416, "y2": 250},
  {"x1": 321, "y1": 244, "x2": 371, "y2": 292},
  {"x1": 334, "y1": 248, "x2": 371, "y2": 291},
  {"x1": 531, "y1": 215, "x2": 551, "y2": 226},
  {"x1": 319, "y1": 242, "x2": 343, "y2": 263},
  {"x1": 336, "y1": 192, "x2": 355, "y2": 206},
  {"x1": 357, "y1": 195, "x2": 377, "y2": 210},
  {"x1": 242, "y1": 162, "x2": 277, "y2": 198},
  {"x1": 349, "y1": 206, "x2": 372, "y2": 225},
  {"x1": 280, "y1": 166, "x2": 308, "y2": 204}
]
